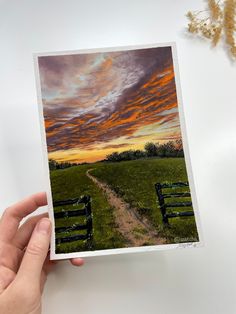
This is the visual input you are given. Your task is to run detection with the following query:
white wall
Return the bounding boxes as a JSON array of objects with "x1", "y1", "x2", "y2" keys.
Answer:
[{"x1": 0, "y1": 1, "x2": 236, "y2": 313}]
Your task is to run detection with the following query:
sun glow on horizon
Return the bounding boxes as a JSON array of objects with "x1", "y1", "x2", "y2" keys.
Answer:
[{"x1": 48, "y1": 130, "x2": 181, "y2": 164}]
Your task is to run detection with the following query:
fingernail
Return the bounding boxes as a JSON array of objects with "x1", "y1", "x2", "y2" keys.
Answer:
[{"x1": 37, "y1": 218, "x2": 51, "y2": 234}]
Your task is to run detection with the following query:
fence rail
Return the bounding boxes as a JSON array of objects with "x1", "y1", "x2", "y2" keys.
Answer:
[
  {"x1": 155, "y1": 182, "x2": 194, "y2": 224},
  {"x1": 56, "y1": 234, "x2": 88, "y2": 244},
  {"x1": 54, "y1": 209, "x2": 87, "y2": 219},
  {"x1": 53, "y1": 196, "x2": 89, "y2": 207},
  {"x1": 53, "y1": 195, "x2": 93, "y2": 248}
]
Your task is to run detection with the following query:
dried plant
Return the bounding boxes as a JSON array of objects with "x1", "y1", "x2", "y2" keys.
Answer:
[
  {"x1": 209, "y1": 0, "x2": 222, "y2": 20},
  {"x1": 186, "y1": 0, "x2": 236, "y2": 58}
]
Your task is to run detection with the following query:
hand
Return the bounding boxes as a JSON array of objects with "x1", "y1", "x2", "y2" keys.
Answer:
[{"x1": 0, "y1": 192, "x2": 84, "y2": 314}]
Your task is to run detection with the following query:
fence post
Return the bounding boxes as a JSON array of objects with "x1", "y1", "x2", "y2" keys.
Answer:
[
  {"x1": 155, "y1": 183, "x2": 168, "y2": 224},
  {"x1": 85, "y1": 196, "x2": 93, "y2": 249}
]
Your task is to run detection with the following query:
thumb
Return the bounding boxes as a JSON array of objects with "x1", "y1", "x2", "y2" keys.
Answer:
[{"x1": 17, "y1": 218, "x2": 51, "y2": 284}]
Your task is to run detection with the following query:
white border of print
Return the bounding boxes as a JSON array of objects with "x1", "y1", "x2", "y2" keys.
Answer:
[{"x1": 33, "y1": 42, "x2": 204, "y2": 260}]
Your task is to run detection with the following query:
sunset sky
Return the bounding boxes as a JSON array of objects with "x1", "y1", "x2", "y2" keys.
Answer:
[{"x1": 38, "y1": 46, "x2": 181, "y2": 163}]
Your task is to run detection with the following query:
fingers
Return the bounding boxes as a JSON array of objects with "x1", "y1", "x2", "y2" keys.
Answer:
[
  {"x1": 13, "y1": 213, "x2": 48, "y2": 250},
  {"x1": 40, "y1": 255, "x2": 57, "y2": 293},
  {"x1": 16, "y1": 218, "x2": 51, "y2": 285},
  {"x1": 0, "y1": 266, "x2": 16, "y2": 294},
  {"x1": 40, "y1": 270, "x2": 48, "y2": 293},
  {"x1": 70, "y1": 258, "x2": 84, "y2": 267},
  {"x1": 0, "y1": 242, "x2": 24, "y2": 273},
  {"x1": 0, "y1": 192, "x2": 47, "y2": 242}
]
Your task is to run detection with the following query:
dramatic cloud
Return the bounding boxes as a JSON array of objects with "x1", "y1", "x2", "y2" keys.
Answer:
[
  {"x1": 38, "y1": 46, "x2": 182, "y2": 162},
  {"x1": 101, "y1": 143, "x2": 132, "y2": 150}
]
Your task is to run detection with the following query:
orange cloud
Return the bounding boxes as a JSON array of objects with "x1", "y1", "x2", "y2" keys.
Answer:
[
  {"x1": 39, "y1": 46, "x2": 182, "y2": 162},
  {"x1": 45, "y1": 62, "x2": 178, "y2": 153}
]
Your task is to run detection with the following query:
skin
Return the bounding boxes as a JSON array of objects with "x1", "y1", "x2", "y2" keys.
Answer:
[{"x1": 0, "y1": 192, "x2": 84, "y2": 314}]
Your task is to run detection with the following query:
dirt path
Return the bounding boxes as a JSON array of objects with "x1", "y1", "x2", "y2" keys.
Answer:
[{"x1": 86, "y1": 169, "x2": 166, "y2": 247}]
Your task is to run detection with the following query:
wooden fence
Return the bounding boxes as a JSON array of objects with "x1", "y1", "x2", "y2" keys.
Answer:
[
  {"x1": 53, "y1": 195, "x2": 93, "y2": 248},
  {"x1": 155, "y1": 182, "x2": 194, "y2": 224}
]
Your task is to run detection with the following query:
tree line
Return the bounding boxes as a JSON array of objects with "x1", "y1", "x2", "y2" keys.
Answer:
[
  {"x1": 49, "y1": 159, "x2": 79, "y2": 170},
  {"x1": 49, "y1": 139, "x2": 184, "y2": 169},
  {"x1": 106, "y1": 140, "x2": 184, "y2": 162}
]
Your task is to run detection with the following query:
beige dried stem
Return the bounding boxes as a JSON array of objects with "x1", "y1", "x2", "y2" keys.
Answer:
[
  {"x1": 208, "y1": 0, "x2": 222, "y2": 20},
  {"x1": 186, "y1": 0, "x2": 236, "y2": 58},
  {"x1": 224, "y1": 0, "x2": 236, "y2": 56}
]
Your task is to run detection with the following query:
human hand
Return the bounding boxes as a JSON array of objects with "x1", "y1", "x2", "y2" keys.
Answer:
[{"x1": 0, "y1": 192, "x2": 84, "y2": 314}]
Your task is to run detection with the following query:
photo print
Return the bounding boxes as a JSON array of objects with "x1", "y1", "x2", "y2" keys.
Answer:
[{"x1": 34, "y1": 43, "x2": 202, "y2": 259}]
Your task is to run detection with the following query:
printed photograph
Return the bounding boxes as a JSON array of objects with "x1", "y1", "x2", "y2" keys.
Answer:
[{"x1": 36, "y1": 44, "x2": 200, "y2": 256}]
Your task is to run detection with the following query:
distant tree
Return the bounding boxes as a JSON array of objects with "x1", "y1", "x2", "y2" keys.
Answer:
[
  {"x1": 49, "y1": 159, "x2": 57, "y2": 170},
  {"x1": 144, "y1": 142, "x2": 158, "y2": 157},
  {"x1": 105, "y1": 140, "x2": 184, "y2": 163},
  {"x1": 133, "y1": 149, "x2": 146, "y2": 159},
  {"x1": 120, "y1": 150, "x2": 137, "y2": 161},
  {"x1": 49, "y1": 159, "x2": 78, "y2": 170},
  {"x1": 164, "y1": 141, "x2": 176, "y2": 157},
  {"x1": 157, "y1": 143, "x2": 166, "y2": 157},
  {"x1": 175, "y1": 139, "x2": 183, "y2": 150},
  {"x1": 106, "y1": 152, "x2": 121, "y2": 162},
  {"x1": 106, "y1": 149, "x2": 146, "y2": 162},
  {"x1": 174, "y1": 139, "x2": 184, "y2": 157}
]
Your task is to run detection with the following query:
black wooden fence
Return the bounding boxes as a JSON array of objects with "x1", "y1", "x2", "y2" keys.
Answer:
[
  {"x1": 155, "y1": 182, "x2": 194, "y2": 224},
  {"x1": 53, "y1": 195, "x2": 93, "y2": 248}
]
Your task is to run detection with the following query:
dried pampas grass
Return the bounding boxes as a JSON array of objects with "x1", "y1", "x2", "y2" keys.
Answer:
[{"x1": 187, "y1": 0, "x2": 236, "y2": 58}]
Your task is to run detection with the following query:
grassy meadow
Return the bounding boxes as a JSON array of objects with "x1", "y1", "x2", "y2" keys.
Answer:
[
  {"x1": 50, "y1": 158, "x2": 199, "y2": 253},
  {"x1": 51, "y1": 165, "x2": 126, "y2": 253}
]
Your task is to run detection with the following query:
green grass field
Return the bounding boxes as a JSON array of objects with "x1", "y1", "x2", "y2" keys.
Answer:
[
  {"x1": 50, "y1": 158, "x2": 199, "y2": 253},
  {"x1": 51, "y1": 165, "x2": 126, "y2": 253}
]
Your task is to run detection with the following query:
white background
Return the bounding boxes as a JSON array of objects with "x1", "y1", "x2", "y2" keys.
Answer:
[{"x1": 0, "y1": 0, "x2": 236, "y2": 313}]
